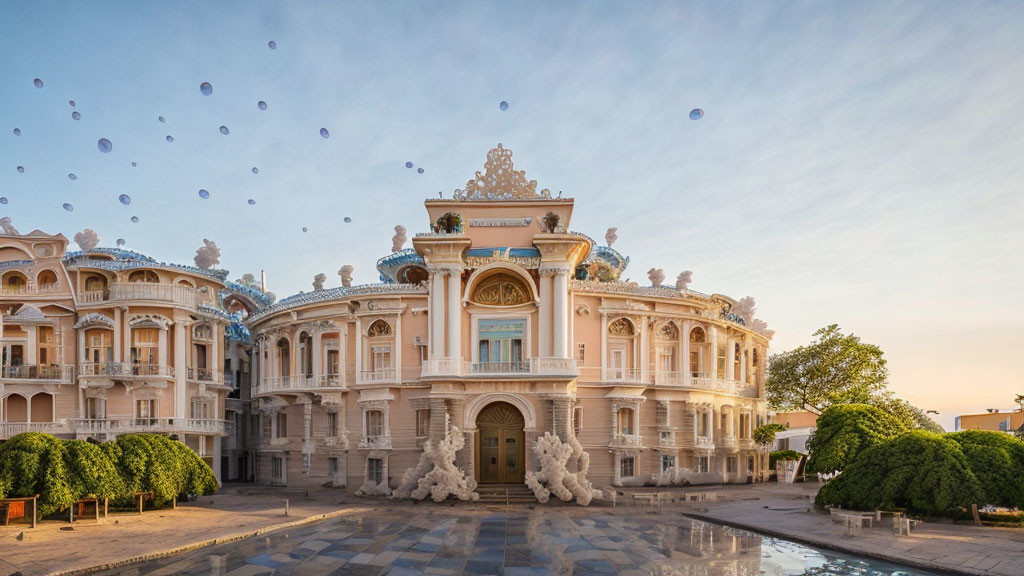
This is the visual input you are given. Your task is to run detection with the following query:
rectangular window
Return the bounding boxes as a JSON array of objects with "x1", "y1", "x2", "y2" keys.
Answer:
[
  {"x1": 661, "y1": 455, "x2": 676, "y2": 472},
  {"x1": 576, "y1": 343, "x2": 585, "y2": 362},
  {"x1": 618, "y1": 408, "x2": 634, "y2": 435},
  {"x1": 326, "y1": 412, "x2": 338, "y2": 437},
  {"x1": 371, "y1": 346, "x2": 392, "y2": 372},
  {"x1": 136, "y1": 399, "x2": 156, "y2": 423},
  {"x1": 327, "y1": 349, "x2": 339, "y2": 375},
  {"x1": 366, "y1": 410, "x2": 384, "y2": 437},
  {"x1": 85, "y1": 398, "x2": 106, "y2": 420},
  {"x1": 696, "y1": 456, "x2": 709, "y2": 473},
  {"x1": 726, "y1": 457, "x2": 737, "y2": 474},
  {"x1": 190, "y1": 399, "x2": 211, "y2": 419},
  {"x1": 275, "y1": 412, "x2": 287, "y2": 438},
  {"x1": 368, "y1": 458, "x2": 384, "y2": 484},
  {"x1": 416, "y1": 410, "x2": 430, "y2": 437},
  {"x1": 477, "y1": 318, "x2": 526, "y2": 367},
  {"x1": 610, "y1": 348, "x2": 625, "y2": 379},
  {"x1": 573, "y1": 407, "x2": 583, "y2": 436},
  {"x1": 510, "y1": 339, "x2": 523, "y2": 362},
  {"x1": 620, "y1": 456, "x2": 635, "y2": 478},
  {"x1": 271, "y1": 457, "x2": 283, "y2": 479},
  {"x1": 328, "y1": 457, "x2": 338, "y2": 475}
]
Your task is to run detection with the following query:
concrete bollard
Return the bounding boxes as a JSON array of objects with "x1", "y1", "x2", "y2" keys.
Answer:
[{"x1": 284, "y1": 499, "x2": 289, "y2": 517}]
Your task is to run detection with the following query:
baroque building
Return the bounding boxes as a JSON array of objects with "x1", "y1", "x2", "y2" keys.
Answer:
[
  {"x1": 244, "y1": 144, "x2": 773, "y2": 492},
  {"x1": 0, "y1": 224, "x2": 265, "y2": 483}
]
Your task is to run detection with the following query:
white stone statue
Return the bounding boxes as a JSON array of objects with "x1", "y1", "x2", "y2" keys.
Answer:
[
  {"x1": 337, "y1": 265, "x2": 354, "y2": 288},
  {"x1": 391, "y1": 225, "x2": 407, "y2": 252},
  {"x1": 193, "y1": 239, "x2": 221, "y2": 270},
  {"x1": 312, "y1": 273, "x2": 326, "y2": 291},
  {"x1": 236, "y1": 273, "x2": 257, "y2": 287},
  {"x1": 525, "y1": 431, "x2": 602, "y2": 506},
  {"x1": 605, "y1": 227, "x2": 618, "y2": 248},
  {"x1": 73, "y1": 229, "x2": 100, "y2": 252},
  {"x1": 0, "y1": 217, "x2": 20, "y2": 236},
  {"x1": 393, "y1": 425, "x2": 479, "y2": 502},
  {"x1": 647, "y1": 268, "x2": 665, "y2": 287},
  {"x1": 675, "y1": 271, "x2": 693, "y2": 290},
  {"x1": 732, "y1": 296, "x2": 756, "y2": 323}
]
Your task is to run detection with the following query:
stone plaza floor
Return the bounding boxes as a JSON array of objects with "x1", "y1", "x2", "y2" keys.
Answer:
[{"x1": 95, "y1": 504, "x2": 936, "y2": 576}]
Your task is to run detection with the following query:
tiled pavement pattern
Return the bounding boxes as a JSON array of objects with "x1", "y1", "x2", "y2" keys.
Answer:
[{"x1": 101, "y1": 506, "x2": 936, "y2": 576}]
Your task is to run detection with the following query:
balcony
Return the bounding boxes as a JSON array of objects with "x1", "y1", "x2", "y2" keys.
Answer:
[
  {"x1": 601, "y1": 368, "x2": 645, "y2": 384},
  {"x1": 1, "y1": 283, "x2": 62, "y2": 297},
  {"x1": 420, "y1": 357, "x2": 578, "y2": 378},
  {"x1": 78, "y1": 283, "x2": 197, "y2": 308},
  {"x1": 0, "y1": 421, "x2": 70, "y2": 438},
  {"x1": 678, "y1": 435, "x2": 715, "y2": 450},
  {"x1": 609, "y1": 433, "x2": 643, "y2": 449},
  {"x1": 71, "y1": 417, "x2": 227, "y2": 436},
  {"x1": 79, "y1": 362, "x2": 174, "y2": 379},
  {"x1": 358, "y1": 434, "x2": 392, "y2": 450},
  {"x1": 650, "y1": 372, "x2": 759, "y2": 396},
  {"x1": 717, "y1": 435, "x2": 737, "y2": 450},
  {"x1": 2, "y1": 365, "x2": 74, "y2": 383},
  {"x1": 254, "y1": 374, "x2": 345, "y2": 396},
  {"x1": 187, "y1": 367, "x2": 224, "y2": 385},
  {"x1": 358, "y1": 368, "x2": 396, "y2": 384}
]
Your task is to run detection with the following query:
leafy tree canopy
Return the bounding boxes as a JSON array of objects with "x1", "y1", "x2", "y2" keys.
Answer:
[
  {"x1": 754, "y1": 423, "x2": 787, "y2": 446},
  {"x1": 946, "y1": 430, "x2": 1024, "y2": 509},
  {"x1": 769, "y1": 450, "x2": 802, "y2": 468},
  {"x1": 816, "y1": 431, "x2": 983, "y2": 518},
  {"x1": 805, "y1": 403, "x2": 908, "y2": 473}
]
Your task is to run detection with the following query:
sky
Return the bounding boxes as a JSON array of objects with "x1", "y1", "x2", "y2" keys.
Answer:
[{"x1": 2, "y1": 1, "x2": 1022, "y2": 429}]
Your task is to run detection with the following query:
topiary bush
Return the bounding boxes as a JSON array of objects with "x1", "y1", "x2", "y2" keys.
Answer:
[
  {"x1": 806, "y1": 403, "x2": 908, "y2": 473},
  {"x1": 111, "y1": 434, "x2": 217, "y2": 507},
  {"x1": 946, "y1": 430, "x2": 1024, "y2": 509},
  {"x1": 63, "y1": 439, "x2": 125, "y2": 503},
  {"x1": 769, "y1": 450, "x2": 803, "y2": 468},
  {"x1": 0, "y1": 432, "x2": 73, "y2": 516},
  {"x1": 816, "y1": 431, "x2": 983, "y2": 518}
]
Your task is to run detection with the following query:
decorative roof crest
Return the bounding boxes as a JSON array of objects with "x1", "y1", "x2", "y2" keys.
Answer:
[{"x1": 452, "y1": 144, "x2": 552, "y2": 201}]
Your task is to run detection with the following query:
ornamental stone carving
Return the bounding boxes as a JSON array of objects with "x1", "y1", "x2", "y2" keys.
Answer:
[
  {"x1": 366, "y1": 319, "x2": 393, "y2": 337},
  {"x1": 470, "y1": 274, "x2": 529, "y2": 306},
  {"x1": 452, "y1": 144, "x2": 552, "y2": 201},
  {"x1": 607, "y1": 317, "x2": 635, "y2": 336}
]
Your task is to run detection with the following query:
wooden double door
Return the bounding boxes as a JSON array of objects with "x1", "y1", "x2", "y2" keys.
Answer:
[{"x1": 476, "y1": 402, "x2": 525, "y2": 484}]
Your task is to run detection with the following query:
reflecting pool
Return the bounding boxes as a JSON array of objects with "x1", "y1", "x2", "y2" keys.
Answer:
[{"x1": 96, "y1": 509, "x2": 936, "y2": 575}]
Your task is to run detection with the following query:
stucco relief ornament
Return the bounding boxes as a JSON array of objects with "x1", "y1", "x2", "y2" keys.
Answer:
[
  {"x1": 73, "y1": 229, "x2": 100, "y2": 252},
  {"x1": 675, "y1": 270, "x2": 693, "y2": 290},
  {"x1": 393, "y1": 425, "x2": 479, "y2": 502},
  {"x1": 647, "y1": 268, "x2": 665, "y2": 287},
  {"x1": 525, "y1": 432, "x2": 602, "y2": 506},
  {"x1": 452, "y1": 144, "x2": 551, "y2": 201},
  {"x1": 472, "y1": 275, "x2": 529, "y2": 306},
  {"x1": 193, "y1": 239, "x2": 220, "y2": 270},
  {"x1": 391, "y1": 225, "x2": 407, "y2": 252},
  {"x1": 312, "y1": 273, "x2": 326, "y2": 291},
  {"x1": 338, "y1": 265, "x2": 354, "y2": 288},
  {"x1": 605, "y1": 227, "x2": 617, "y2": 248}
]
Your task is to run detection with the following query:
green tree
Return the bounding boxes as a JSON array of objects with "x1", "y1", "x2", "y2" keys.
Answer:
[
  {"x1": 769, "y1": 450, "x2": 802, "y2": 468},
  {"x1": 0, "y1": 433, "x2": 73, "y2": 516},
  {"x1": 767, "y1": 325, "x2": 888, "y2": 414},
  {"x1": 874, "y1": 396, "x2": 944, "y2": 433},
  {"x1": 754, "y1": 423, "x2": 787, "y2": 446},
  {"x1": 946, "y1": 430, "x2": 1024, "y2": 508},
  {"x1": 806, "y1": 403, "x2": 908, "y2": 472},
  {"x1": 63, "y1": 439, "x2": 125, "y2": 502},
  {"x1": 111, "y1": 434, "x2": 217, "y2": 507},
  {"x1": 816, "y1": 431, "x2": 983, "y2": 518}
]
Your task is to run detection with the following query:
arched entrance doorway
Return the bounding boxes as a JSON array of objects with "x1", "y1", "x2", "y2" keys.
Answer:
[{"x1": 475, "y1": 402, "x2": 525, "y2": 484}]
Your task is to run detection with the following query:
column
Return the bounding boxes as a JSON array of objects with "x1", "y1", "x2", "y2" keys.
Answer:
[
  {"x1": 552, "y1": 397, "x2": 572, "y2": 441},
  {"x1": 174, "y1": 321, "x2": 187, "y2": 420},
  {"x1": 430, "y1": 272, "x2": 445, "y2": 359},
  {"x1": 600, "y1": 314, "x2": 608, "y2": 377},
  {"x1": 395, "y1": 312, "x2": 403, "y2": 380},
  {"x1": 612, "y1": 453, "x2": 622, "y2": 486},
  {"x1": 726, "y1": 337, "x2": 736, "y2": 381},
  {"x1": 446, "y1": 269, "x2": 461, "y2": 360},
  {"x1": 211, "y1": 323, "x2": 220, "y2": 382},
  {"x1": 77, "y1": 331, "x2": 86, "y2": 367},
  {"x1": 538, "y1": 272, "x2": 552, "y2": 357},
  {"x1": 681, "y1": 320, "x2": 692, "y2": 387},
  {"x1": 158, "y1": 328, "x2": 168, "y2": 371},
  {"x1": 740, "y1": 336, "x2": 749, "y2": 385},
  {"x1": 710, "y1": 326, "x2": 719, "y2": 379},
  {"x1": 638, "y1": 315, "x2": 649, "y2": 382},
  {"x1": 112, "y1": 308, "x2": 122, "y2": 363},
  {"x1": 707, "y1": 406, "x2": 714, "y2": 443},
  {"x1": 354, "y1": 319, "x2": 362, "y2": 379},
  {"x1": 429, "y1": 398, "x2": 448, "y2": 442},
  {"x1": 552, "y1": 270, "x2": 568, "y2": 358},
  {"x1": 312, "y1": 330, "x2": 323, "y2": 382},
  {"x1": 25, "y1": 326, "x2": 37, "y2": 365},
  {"x1": 289, "y1": 331, "x2": 299, "y2": 380}
]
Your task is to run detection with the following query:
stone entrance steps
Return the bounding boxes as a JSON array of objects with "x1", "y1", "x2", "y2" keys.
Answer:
[{"x1": 476, "y1": 484, "x2": 536, "y2": 504}]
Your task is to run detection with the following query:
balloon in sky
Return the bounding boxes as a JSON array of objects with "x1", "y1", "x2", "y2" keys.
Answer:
[
  {"x1": 689, "y1": 108, "x2": 704, "y2": 120},
  {"x1": 200, "y1": 82, "x2": 213, "y2": 95}
]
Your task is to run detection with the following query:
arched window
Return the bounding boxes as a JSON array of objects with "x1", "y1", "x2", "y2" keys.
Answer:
[
  {"x1": 37, "y1": 270, "x2": 58, "y2": 290},
  {"x1": 277, "y1": 338, "x2": 291, "y2": 377},
  {"x1": 299, "y1": 332, "x2": 313, "y2": 376},
  {"x1": 608, "y1": 318, "x2": 635, "y2": 336},
  {"x1": 128, "y1": 270, "x2": 159, "y2": 283},
  {"x1": 689, "y1": 327, "x2": 709, "y2": 378},
  {"x1": 656, "y1": 322, "x2": 678, "y2": 340},
  {"x1": 84, "y1": 275, "x2": 107, "y2": 292},
  {"x1": 366, "y1": 319, "x2": 392, "y2": 337},
  {"x1": 606, "y1": 318, "x2": 637, "y2": 381},
  {"x1": 470, "y1": 273, "x2": 530, "y2": 306},
  {"x1": 3, "y1": 272, "x2": 27, "y2": 294},
  {"x1": 689, "y1": 327, "x2": 706, "y2": 343},
  {"x1": 618, "y1": 407, "x2": 635, "y2": 436}
]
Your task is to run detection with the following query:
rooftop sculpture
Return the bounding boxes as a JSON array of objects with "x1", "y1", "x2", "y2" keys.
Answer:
[
  {"x1": 74, "y1": 229, "x2": 100, "y2": 252},
  {"x1": 193, "y1": 239, "x2": 221, "y2": 270},
  {"x1": 452, "y1": 144, "x2": 553, "y2": 201}
]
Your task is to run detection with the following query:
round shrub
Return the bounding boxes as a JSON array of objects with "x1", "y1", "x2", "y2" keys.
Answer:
[
  {"x1": 806, "y1": 403, "x2": 908, "y2": 472},
  {"x1": 63, "y1": 439, "x2": 125, "y2": 502},
  {"x1": 0, "y1": 432, "x2": 73, "y2": 516},
  {"x1": 111, "y1": 434, "x2": 217, "y2": 507},
  {"x1": 816, "y1": 431, "x2": 983, "y2": 518},
  {"x1": 946, "y1": 430, "x2": 1024, "y2": 509}
]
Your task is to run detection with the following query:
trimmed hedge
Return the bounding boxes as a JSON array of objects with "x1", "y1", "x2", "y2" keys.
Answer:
[
  {"x1": 0, "y1": 433, "x2": 217, "y2": 515},
  {"x1": 769, "y1": 450, "x2": 802, "y2": 468},
  {"x1": 806, "y1": 403, "x2": 908, "y2": 473},
  {"x1": 816, "y1": 431, "x2": 984, "y2": 518}
]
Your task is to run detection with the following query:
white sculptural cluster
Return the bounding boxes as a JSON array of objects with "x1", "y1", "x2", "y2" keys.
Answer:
[
  {"x1": 605, "y1": 227, "x2": 617, "y2": 247},
  {"x1": 193, "y1": 239, "x2": 221, "y2": 270},
  {"x1": 74, "y1": 229, "x2": 100, "y2": 252},
  {"x1": 731, "y1": 296, "x2": 774, "y2": 337},
  {"x1": 647, "y1": 268, "x2": 665, "y2": 287},
  {"x1": 393, "y1": 425, "x2": 479, "y2": 502},
  {"x1": 525, "y1": 432, "x2": 602, "y2": 506},
  {"x1": 675, "y1": 270, "x2": 693, "y2": 290},
  {"x1": 312, "y1": 273, "x2": 327, "y2": 291},
  {"x1": 337, "y1": 265, "x2": 354, "y2": 288},
  {"x1": 392, "y1": 225, "x2": 407, "y2": 252}
]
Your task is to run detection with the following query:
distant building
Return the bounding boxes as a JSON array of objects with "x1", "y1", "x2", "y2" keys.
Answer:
[
  {"x1": 769, "y1": 410, "x2": 818, "y2": 454},
  {"x1": 954, "y1": 409, "x2": 1023, "y2": 433}
]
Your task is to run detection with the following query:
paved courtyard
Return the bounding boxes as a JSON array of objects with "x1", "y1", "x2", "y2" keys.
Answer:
[{"x1": 95, "y1": 505, "x2": 933, "y2": 576}]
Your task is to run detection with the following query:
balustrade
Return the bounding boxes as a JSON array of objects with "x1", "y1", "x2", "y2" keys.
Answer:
[
  {"x1": 601, "y1": 368, "x2": 645, "y2": 383},
  {"x1": 358, "y1": 434, "x2": 392, "y2": 450},
  {"x1": 2, "y1": 365, "x2": 74, "y2": 382},
  {"x1": 77, "y1": 283, "x2": 197, "y2": 307},
  {"x1": 0, "y1": 421, "x2": 69, "y2": 438},
  {"x1": 421, "y1": 357, "x2": 577, "y2": 378}
]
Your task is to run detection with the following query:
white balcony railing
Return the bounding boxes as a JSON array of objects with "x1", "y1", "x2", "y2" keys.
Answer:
[
  {"x1": 679, "y1": 435, "x2": 715, "y2": 450},
  {"x1": 601, "y1": 368, "x2": 645, "y2": 383},
  {"x1": 421, "y1": 357, "x2": 578, "y2": 378},
  {"x1": 78, "y1": 283, "x2": 197, "y2": 307},
  {"x1": 609, "y1": 433, "x2": 643, "y2": 449},
  {"x1": 254, "y1": 374, "x2": 345, "y2": 395},
  {"x1": 0, "y1": 421, "x2": 70, "y2": 438},
  {"x1": 652, "y1": 372, "x2": 759, "y2": 396},
  {"x1": 71, "y1": 417, "x2": 227, "y2": 435},
  {"x1": 187, "y1": 367, "x2": 223, "y2": 384},
  {"x1": 717, "y1": 435, "x2": 737, "y2": 449},
  {"x1": 2, "y1": 365, "x2": 74, "y2": 382},
  {"x1": 358, "y1": 369, "x2": 396, "y2": 384},
  {"x1": 1, "y1": 283, "x2": 63, "y2": 296}
]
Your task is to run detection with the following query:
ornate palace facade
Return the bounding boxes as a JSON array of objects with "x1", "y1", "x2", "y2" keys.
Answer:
[{"x1": 245, "y1": 145, "x2": 773, "y2": 492}]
